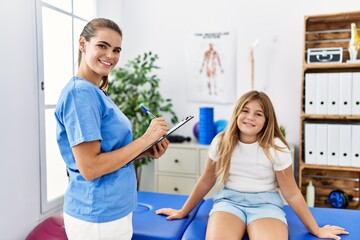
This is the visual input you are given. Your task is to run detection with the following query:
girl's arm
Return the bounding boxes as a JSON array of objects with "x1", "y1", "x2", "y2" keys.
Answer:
[
  {"x1": 156, "y1": 157, "x2": 217, "y2": 220},
  {"x1": 276, "y1": 166, "x2": 348, "y2": 239}
]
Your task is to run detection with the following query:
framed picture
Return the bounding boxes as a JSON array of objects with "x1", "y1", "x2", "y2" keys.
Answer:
[{"x1": 186, "y1": 30, "x2": 236, "y2": 103}]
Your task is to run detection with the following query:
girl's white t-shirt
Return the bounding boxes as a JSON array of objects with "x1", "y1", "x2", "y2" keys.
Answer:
[{"x1": 209, "y1": 136, "x2": 292, "y2": 192}]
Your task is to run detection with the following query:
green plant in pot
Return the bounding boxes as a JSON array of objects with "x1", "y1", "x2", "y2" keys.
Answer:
[{"x1": 107, "y1": 51, "x2": 178, "y2": 189}]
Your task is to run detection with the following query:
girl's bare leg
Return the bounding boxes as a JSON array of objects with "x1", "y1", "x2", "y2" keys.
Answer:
[
  {"x1": 206, "y1": 212, "x2": 246, "y2": 240},
  {"x1": 247, "y1": 218, "x2": 288, "y2": 240}
]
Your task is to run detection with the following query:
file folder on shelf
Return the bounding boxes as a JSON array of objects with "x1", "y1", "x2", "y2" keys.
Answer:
[
  {"x1": 351, "y1": 124, "x2": 360, "y2": 167},
  {"x1": 327, "y1": 124, "x2": 340, "y2": 166},
  {"x1": 316, "y1": 73, "x2": 328, "y2": 114},
  {"x1": 352, "y1": 72, "x2": 360, "y2": 115},
  {"x1": 339, "y1": 73, "x2": 352, "y2": 115},
  {"x1": 305, "y1": 73, "x2": 317, "y2": 114},
  {"x1": 327, "y1": 73, "x2": 340, "y2": 115},
  {"x1": 339, "y1": 124, "x2": 352, "y2": 167},
  {"x1": 316, "y1": 123, "x2": 328, "y2": 165},
  {"x1": 304, "y1": 123, "x2": 316, "y2": 164}
]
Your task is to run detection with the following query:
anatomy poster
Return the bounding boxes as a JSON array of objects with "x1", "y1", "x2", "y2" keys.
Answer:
[{"x1": 186, "y1": 30, "x2": 236, "y2": 103}]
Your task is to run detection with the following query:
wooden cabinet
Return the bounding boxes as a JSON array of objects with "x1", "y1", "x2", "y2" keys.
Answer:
[
  {"x1": 299, "y1": 11, "x2": 360, "y2": 209},
  {"x1": 155, "y1": 143, "x2": 221, "y2": 198}
]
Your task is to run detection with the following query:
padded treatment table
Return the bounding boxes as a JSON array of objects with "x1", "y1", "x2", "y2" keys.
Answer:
[
  {"x1": 27, "y1": 192, "x2": 360, "y2": 239},
  {"x1": 182, "y1": 198, "x2": 360, "y2": 240},
  {"x1": 26, "y1": 191, "x2": 202, "y2": 240},
  {"x1": 181, "y1": 198, "x2": 213, "y2": 240},
  {"x1": 132, "y1": 191, "x2": 203, "y2": 240}
]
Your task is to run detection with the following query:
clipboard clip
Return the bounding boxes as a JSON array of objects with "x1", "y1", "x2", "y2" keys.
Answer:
[{"x1": 183, "y1": 116, "x2": 194, "y2": 121}]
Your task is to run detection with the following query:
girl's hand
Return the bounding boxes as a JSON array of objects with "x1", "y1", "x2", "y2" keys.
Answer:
[
  {"x1": 315, "y1": 225, "x2": 349, "y2": 239},
  {"x1": 155, "y1": 208, "x2": 187, "y2": 220}
]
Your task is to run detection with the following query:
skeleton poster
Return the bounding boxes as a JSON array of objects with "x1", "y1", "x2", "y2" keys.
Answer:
[{"x1": 187, "y1": 30, "x2": 236, "y2": 103}]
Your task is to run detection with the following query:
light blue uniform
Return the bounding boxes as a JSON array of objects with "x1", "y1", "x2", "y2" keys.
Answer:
[{"x1": 55, "y1": 77, "x2": 137, "y2": 223}]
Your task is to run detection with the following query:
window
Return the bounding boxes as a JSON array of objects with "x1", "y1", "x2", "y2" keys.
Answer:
[{"x1": 36, "y1": 0, "x2": 96, "y2": 214}]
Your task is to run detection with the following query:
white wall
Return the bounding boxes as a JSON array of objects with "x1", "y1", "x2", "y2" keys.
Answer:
[
  {"x1": 0, "y1": 0, "x2": 41, "y2": 239},
  {"x1": 107, "y1": 0, "x2": 360, "y2": 191},
  {"x1": 117, "y1": 0, "x2": 360, "y2": 145},
  {"x1": 1, "y1": 0, "x2": 359, "y2": 239}
]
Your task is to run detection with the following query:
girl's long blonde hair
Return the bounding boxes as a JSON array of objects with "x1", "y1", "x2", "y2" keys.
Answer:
[{"x1": 215, "y1": 90, "x2": 289, "y2": 184}]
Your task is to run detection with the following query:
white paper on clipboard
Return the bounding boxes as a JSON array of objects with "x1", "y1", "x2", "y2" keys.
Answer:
[{"x1": 139, "y1": 115, "x2": 194, "y2": 154}]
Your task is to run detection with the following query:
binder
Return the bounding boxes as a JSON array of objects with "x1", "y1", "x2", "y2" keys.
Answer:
[
  {"x1": 327, "y1": 124, "x2": 340, "y2": 166},
  {"x1": 351, "y1": 124, "x2": 360, "y2": 167},
  {"x1": 352, "y1": 72, "x2": 360, "y2": 115},
  {"x1": 327, "y1": 73, "x2": 340, "y2": 115},
  {"x1": 304, "y1": 123, "x2": 316, "y2": 164},
  {"x1": 316, "y1": 123, "x2": 328, "y2": 165},
  {"x1": 339, "y1": 73, "x2": 352, "y2": 115},
  {"x1": 339, "y1": 124, "x2": 352, "y2": 166},
  {"x1": 305, "y1": 73, "x2": 317, "y2": 114},
  {"x1": 316, "y1": 73, "x2": 328, "y2": 114}
]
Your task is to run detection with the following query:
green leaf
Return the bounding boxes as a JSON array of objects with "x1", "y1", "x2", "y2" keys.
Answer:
[{"x1": 108, "y1": 52, "x2": 178, "y2": 170}]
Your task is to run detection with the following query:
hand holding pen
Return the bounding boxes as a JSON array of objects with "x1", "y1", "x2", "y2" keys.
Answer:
[
  {"x1": 140, "y1": 105, "x2": 157, "y2": 119},
  {"x1": 140, "y1": 105, "x2": 169, "y2": 158}
]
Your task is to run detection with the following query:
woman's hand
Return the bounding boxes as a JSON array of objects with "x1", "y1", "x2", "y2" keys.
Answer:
[
  {"x1": 314, "y1": 225, "x2": 349, "y2": 239},
  {"x1": 142, "y1": 117, "x2": 168, "y2": 143},
  {"x1": 144, "y1": 138, "x2": 170, "y2": 159},
  {"x1": 141, "y1": 117, "x2": 169, "y2": 159},
  {"x1": 155, "y1": 208, "x2": 187, "y2": 220}
]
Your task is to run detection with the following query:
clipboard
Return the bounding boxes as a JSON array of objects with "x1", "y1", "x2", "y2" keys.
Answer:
[{"x1": 139, "y1": 115, "x2": 194, "y2": 154}]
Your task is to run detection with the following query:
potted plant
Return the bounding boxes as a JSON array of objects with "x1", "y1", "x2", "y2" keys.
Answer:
[{"x1": 107, "y1": 51, "x2": 178, "y2": 189}]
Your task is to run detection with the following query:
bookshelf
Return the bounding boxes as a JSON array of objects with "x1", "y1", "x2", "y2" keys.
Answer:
[{"x1": 299, "y1": 11, "x2": 360, "y2": 209}]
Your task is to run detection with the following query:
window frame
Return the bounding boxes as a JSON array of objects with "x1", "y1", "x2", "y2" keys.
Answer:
[{"x1": 36, "y1": 0, "x2": 96, "y2": 214}]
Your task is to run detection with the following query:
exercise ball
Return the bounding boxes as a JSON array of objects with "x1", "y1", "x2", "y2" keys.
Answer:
[
  {"x1": 214, "y1": 119, "x2": 228, "y2": 134},
  {"x1": 26, "y1": 214, "x2": 67, "y2": 240},
  {"x1": 193, "y1": 122, "x2": 199, "y2": 139}
]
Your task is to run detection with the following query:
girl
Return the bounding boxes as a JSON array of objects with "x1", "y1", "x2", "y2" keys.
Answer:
[
  {"x1": 55, "y1": 18, "x2": 169, "y2": 240},
  {"x1": 156, "y1": 90, "x2": 348, "y2": 240}
]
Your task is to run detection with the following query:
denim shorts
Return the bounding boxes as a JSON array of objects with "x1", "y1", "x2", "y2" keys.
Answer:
[{"x1": 210, "y1": 188, "x2": 287, "y2": 225}]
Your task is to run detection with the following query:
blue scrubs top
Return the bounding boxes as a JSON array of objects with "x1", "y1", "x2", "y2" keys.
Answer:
[{"x1": 54, "y1": 77, "x2": 137, "y2": 223}]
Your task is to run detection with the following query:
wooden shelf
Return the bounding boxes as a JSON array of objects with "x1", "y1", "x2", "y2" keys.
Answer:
[
  {"x1": 304, "y1": 62, "x2": 360, "y2": 70},
  {"x1": 305, "y1": 11, "x2": 360, "y2": 25},
  {"x1": 299, "y1": 166, "x2": 360, "y2": 210},
  {"x1": 300, "y1": 163, "x2": 360, "y2": 172},
  {"x1": 300, "y1": 113, "x2": 360, "y2": 120},
  {"x1": 299, "y1": 11, "x2": 360, "y2": 209}
]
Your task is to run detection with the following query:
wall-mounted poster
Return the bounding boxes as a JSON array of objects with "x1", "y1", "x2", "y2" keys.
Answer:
[{"x1": 187, "y1": 30, "x2": 236, "y2": 103}]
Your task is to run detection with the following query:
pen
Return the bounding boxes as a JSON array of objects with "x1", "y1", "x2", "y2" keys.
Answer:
[{"x1": 140, "y1": 105, "x2": 157, "y2": 119}]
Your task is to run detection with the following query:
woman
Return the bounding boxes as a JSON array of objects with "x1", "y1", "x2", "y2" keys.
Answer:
[
  {"x1": 156, "y1": 90, "x2": 348, "y2": 240},
  {"x1": 55, "y1": 18, "x2": 169, "y2": 240}
]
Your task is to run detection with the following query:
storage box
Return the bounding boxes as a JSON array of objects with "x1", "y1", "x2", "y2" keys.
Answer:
[{"x1": 307, "y1": 47, "x2": 343, "y2": 63}]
